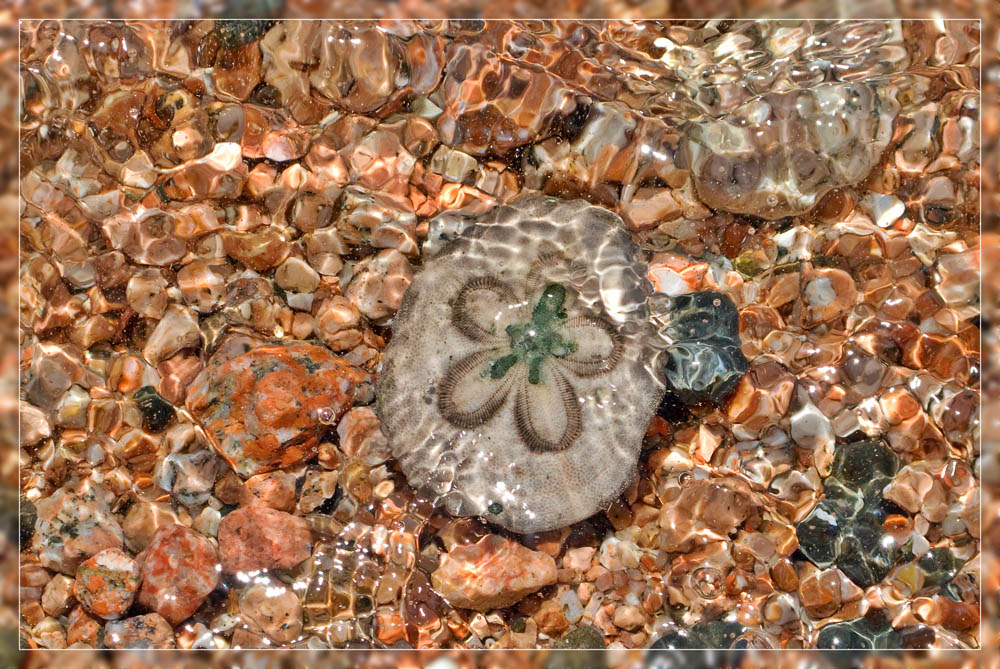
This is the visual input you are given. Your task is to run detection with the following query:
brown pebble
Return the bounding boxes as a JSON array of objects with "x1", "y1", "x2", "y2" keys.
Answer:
[{"x1": 218, "y1": 506, "x2": 313, "y2": 573}]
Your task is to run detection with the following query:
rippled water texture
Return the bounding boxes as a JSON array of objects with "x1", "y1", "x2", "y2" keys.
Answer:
[{"x1": 18, "y1": 19, "x2": 980, "y2": 652}]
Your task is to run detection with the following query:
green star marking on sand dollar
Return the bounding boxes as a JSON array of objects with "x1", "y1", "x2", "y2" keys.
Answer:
[{"x1": 485, "y1": 283, "x2": 577, "y2": 385}]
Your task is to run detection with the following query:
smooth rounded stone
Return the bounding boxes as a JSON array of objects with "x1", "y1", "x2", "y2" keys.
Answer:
[
  {"x1": 796, "y1": 439, "x2": 905, "y2": 588},
  {"x1": 186, "y1": 340, "x2": 374, "y2": 478},
  {"x1": 133, "y1": 385, "x2": 175, "y2": 433},
  {"x1": 41, "y1": 574, "x2": 76, "y2": 617},
  {"x1": 103, "y1": 613, "x2": 177, "y2": 649},
  {"x1": 275, "y1": 256, "x2": 320, "y2": 293},
  {"x1": 552, "y1": 624, "x2": 606, "y2": 649},
  {"x1": 681, "y1": 83, "x2": 898, "y2": 219},
  {"x1": 122, "y1": 502, "x2": 180, "y2": 553},
  {"x1": 66, "y1": 606, "x2": 101, "y2": 647},
  {"x1": 142, "y1": 304, "x2": 201, "y2": 366},
  {"x1": 430, "y1": 534, "x2": 557, "y2": 611},
  {"x1": 177, "y1": 259, "x2": 227, "y2": 313},
  {"x1": 654, "y1": 291, "x2": 747, "y2": 406},
  {"x1": 137, "y1": 525, "x2": 220, "y2": 625},
  {"x1": 649, "y1": 620, "x2": 746, "y2": 649},
  {"x1": 54, "y1": 385, "x2": 90, "y2": 429},
  {"x1": 239, "y1": 579, "x2": 304, "y2": 644},
  {"x1": 313, "y1": 296, "x2": 364, "y2": 351},
  {"x1": 218, "y1": 506, "x2": 313, "y2": 573},
  {"x1": 241, "y1": 471, "x2": 298, "y2": 511},
  {"x1": 612, "y1": 605, "x2": 646, "y2": 631},
  {"x1": 378, "y1": 194, "x2": 663, "y2": 533},
  {"x1": 74, "y1": 548, "x2": 141, "y2": 620},
  {"x1": 337, "y1": 406, "x2": 391, "y2": 465},
  {"x1": 658, "y1": 480, "x2": 752, "y2": 553},
  {"x1": 32, "y1": 478, "x2": 124, "y2": 575},
  {"x1": 20, "y1": 402, "x2": 51, "y2": 446},
  {"x1": 344, "y1": 248, "x2": 413, "y2": 321},
  {"x1": 815, "y1": 610, "x2": 901, "y2": 649},
  {"x1": 154, "y1": 449, "x2": 222, "y2": 507},
  {"x1": 789, "y1": 400, "x2": 834, "y2": 451}
]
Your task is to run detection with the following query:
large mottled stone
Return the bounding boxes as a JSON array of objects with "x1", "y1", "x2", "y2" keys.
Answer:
[{"x1": 186, "y1": 339, "x2": 374, "y2": 478}]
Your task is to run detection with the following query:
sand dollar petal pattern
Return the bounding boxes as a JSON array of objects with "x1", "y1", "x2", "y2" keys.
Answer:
[{"x1": 377, "y1": 194, "x2": 663, "y2": 533}]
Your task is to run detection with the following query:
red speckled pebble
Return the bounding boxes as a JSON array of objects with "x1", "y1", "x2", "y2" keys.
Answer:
[
  {"x1": 186, "y1": 341, "x2": 374, "y2": 478},
  {"x1": 218, "y1": 506, "x2": 312, "y2": 574},
  {"x1": 73, "y1": 548, "x2": 140, "y2": 620},
  {"x1": 136, "y1": 525, "x2": 220, "y2": 625}
]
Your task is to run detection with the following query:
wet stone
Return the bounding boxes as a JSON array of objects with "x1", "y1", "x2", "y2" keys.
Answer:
[
  {"x1": 103, "y1": 613, "x2": 177, "y2": 649},
  {"x1": 552, "y1": 624, "x2": 606, "y2": 649},
  {"x1": 431, "y1": 534, "x2": 558, "y2": 611},
  {"x1": 218, "y1": 505, "x2": 313, "y2": 573},
  {"x1": 239, "y1": 578, "x2": 304, "y2": 644},
  {"x1": 136, "y1": 524, "x2": 220, "y2": 625},
  {"x1": 133, "y1": 385, "x2": 175, "y2": 433},
  {"x1": 73, "y1": 548, "x2": 141, "y2": 620},
  {"x1": 796, "y1": 439, "x2": 905, "y2": 588},
  {"x1": 657, "y1": 291, "x2": 748, "y2": 406},
  {"x1": 185, "y1": 340, "x2": 375, "y2": 478},
  {"x1": 649, "y1": 620, "x2": 746, "y2": 649},
  {"x1": 815, "y1": 609, "x2": 901, "y2": 649},
  {"x1": 32, "y1": 478, "x2": 124, "y2": 575}
]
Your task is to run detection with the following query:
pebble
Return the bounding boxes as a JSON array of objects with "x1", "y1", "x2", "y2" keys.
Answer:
[
  {"x1": 103, "y1": 613, "x2": 177, "y2": 649},
  {"x1": 154, "y1": 449, "x2": 222, "y2": 507},
  {"x1": 612, "y1": 605, "x2": 646, "y2": 631},
  {"x1": 137, "y1": 525, "x2": 220, "y2": 625},
  {"x1": 41, "y1": 574, "x2": 76, "y2": 617},
  {"x1": 431, "y1": 534, "x2": 558, "y2": 611},
  {"x1": 73, "y1": 548, "x2": 141, "y2": 620},
  {"x1": 177, "y1": 259, "x2": 227, "y2": 313},
  {"x1": 32, "y1": 478, "x2": 124, "y2": 575},
  {"x1": 218, "y1": 506, "x2": 313, "y2": 573},
  {"x1": 534, "y1": 599, "x2": 569, "y2": 637},
  {"x1": 54, "y1": 385, "x2": 90, "y2": 429},
  {"x1": 297, "y1": 469, "x2": 339, "y2": 514},
  {"x1": 186, "y1": 341, "x2": 374, "y2": 477},
  {"x1": 275, "y1": 256, "x2": 321, "y2": 293},
  {"x1": 142, "y1": 303, "x2": 202, "y2": 366},
  {"x1": 337, "y1": 406, "x2": 391, "y2": 465},
  {"x1": 66, "y1": 606, "x2": 100, "y2": 647},
  {"x1": 239, "y1": 579, "x2": 304, "y2": 644},
  {"x1": 314, "y1": 296, "x2": 364, "y2": 351},
  {"x1": 241, "y1": 471, "x2": 298, "y2": 511},
  {"x1": 344, "y1": 248, "x2": 413, "y2": 321},
  {"x1": 122, "y1": 501, "x2": 180, "y2": 553},
  {"x1": 20, "y1": 402, "x2": 51, "y2": 446}
]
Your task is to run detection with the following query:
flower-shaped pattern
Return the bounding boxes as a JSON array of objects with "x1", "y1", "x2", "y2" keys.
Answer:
[{"x1": 439, "y1": 276, "x2": 622, "y2": 452}]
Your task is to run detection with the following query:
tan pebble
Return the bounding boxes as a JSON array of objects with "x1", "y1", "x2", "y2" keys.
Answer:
[
  {"x1": 241, "y1": 471, "x2": 298, "y2": 512},
  {"x1": 122, "y1": 501, "x2": 180, "y2": 553},
  {"x1": 275, "y1": 256, "x2": 320, "y2": 293},
  {"x1": 177, "y1": 259, "x2": 226, "y2": 313},
  {"x1": 103, "y1": 613, "x2": 176, "y2": 649},
  {"x1": 41, "y1": 574, "x2": 76, "y2": 617},
  {"x1": 66, "y1": 606, "x2": 100, "y2": 647},
  {"x1": 33, "y1": 616, "x2": 67, "y2": 649},
  {"x1": 239, "y1": 580, "x2": 304, "y2": 644},
  {"x1": 577, "y1": 582, "x2": 595, "y2": 605},
  {"x1": 126, "y1": 269, "x2": 168, "y2": 319},
  {"x1": 344, "y1": 248, "x2": 413, "y2": 321},
  {"x1": 612, "y1": 605, "x2": 646, "y2": 631},
  {"x1": 213, "y1": 470, "x2": 245, "y2": 506},
  {"x1": 337, "y1": 406, "x2": 390, "y2": 465},
  {"x1": 298, "y1": 469, "x2": 339, "y2": 514},
  {"x1": 534, "y1": 599, "x2": 569, "y2": 637},
  {"x1": 314, "y1": 296, "x2": 363, "y2": 351},
  {"x1": 142, "y1": 304, "x2": 201, "y2": 366},
  {"x1": 20, "y1": 402, "x2": 51, "y2": 446},
  {"x1": 291, "y1": 312, "x2": 314, "y2": 339},
  {"x1": 431, "y1": 534, "x2": 557, "y2": 611}
]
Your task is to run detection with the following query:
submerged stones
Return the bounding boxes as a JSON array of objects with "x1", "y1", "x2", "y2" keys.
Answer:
[
  {"x1": 186, "y1": 339, "x2": 374, "y2": 478},
  {"x1": 795, "y1": 439, "x2": 905, "y2": 588},
  {"x1": 682, "y1": 83, "x2": 898, "y2": 219},
  {"x1": 377, "y1": 195, "x2": 663, "y2": 533}
]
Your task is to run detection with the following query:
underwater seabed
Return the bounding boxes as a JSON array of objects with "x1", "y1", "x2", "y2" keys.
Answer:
[{"x1": 16, "y1": 17, "x2": 981, "y2": 653}]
